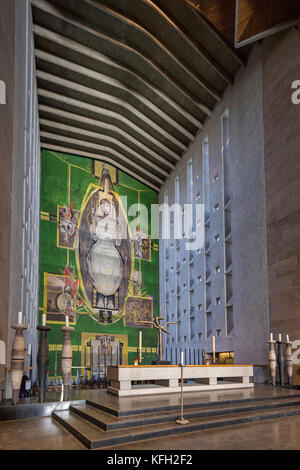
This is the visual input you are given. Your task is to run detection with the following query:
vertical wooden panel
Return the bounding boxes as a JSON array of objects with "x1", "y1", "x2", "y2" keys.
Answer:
[
  {"x1": 263, "y1": 29, "x2": 300, "y2": 341},
  {"x1": 0, "y1": 0, "x2": 15, "y2": 382}
]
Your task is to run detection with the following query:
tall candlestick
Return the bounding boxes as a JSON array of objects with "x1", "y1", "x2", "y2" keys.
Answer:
[
  {"x1": 277, "y1": 338, "x2": 285, "y2": 386},
  {"x1": 42, "y1": 314, "x2": 46, "y2": 326},
  {"x1": 11, "y1": 320, "x2": 28, "y2": 404},
  {"x1": 61, "y1": 324, "x2": 74, "y2": 401},
  {"x1": 180, "y1": 351, "x2": 184, "y2": 366},
  {"x1": 37, "y1": 325, "x2": 51, "y2": 402},
  {"x1": 267, "y1": 337, "x2": 276, "y2": 386},
  {"x1": 285, "y1": 338, "x2": 293, "y2": 386}
]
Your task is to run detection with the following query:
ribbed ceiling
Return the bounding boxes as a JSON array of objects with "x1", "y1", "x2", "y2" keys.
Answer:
[{"x1": 32, "y1": 0, "x2": 244, "y2": 191}]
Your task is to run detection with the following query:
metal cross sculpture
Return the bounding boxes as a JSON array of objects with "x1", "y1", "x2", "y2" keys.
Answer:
[{"x1": 152, "y1": 311, "x2": 178, "y2": 361}]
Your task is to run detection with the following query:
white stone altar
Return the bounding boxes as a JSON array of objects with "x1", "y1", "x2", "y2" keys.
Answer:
[{"x1": 107, "y1": 365, "x2": 254, "y2": 397}]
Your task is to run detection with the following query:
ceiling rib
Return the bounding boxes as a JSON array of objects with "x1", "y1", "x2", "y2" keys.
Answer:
[
  {"x1": 40, "y1": 132, "x2": 165, "y2": 185},
  {"x1": 39, "y1": 119, "x2": 171, "y2": 178},
  {"x1": 145, "y1": 0, "x2": 233, "y2": 85},
  {"x1": 48, "y1": 0, "x2": 223, "y2": 101},
  {"x1": 36, "y1": 70, "x2": 188, "y2": 153},
  {"x1": 35, "y1": 49, "x2": 197, "y2": 142},
  {"x1": 33, "y1": 24, "x2": 206, "y2": 128},
  {"x1": 38, "y1": 105, "x2": 175, "y2": 171},
  {"x1": 32, "y1": 0, "x2": 245, "y2": 191},
  {"x1": 182, "y1": 0, "x2": 246, "y2": 66},
  {"x1": 37, "y1": 88, "x2": 182, "y2": 163},
  {"x1": 32, "y1": 0, "x2": 216, "y2": 114}
]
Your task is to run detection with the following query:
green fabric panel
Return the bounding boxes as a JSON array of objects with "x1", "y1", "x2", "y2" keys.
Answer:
[{"x1": 39, "y1": 150, "x2": 159, "y2": 369}]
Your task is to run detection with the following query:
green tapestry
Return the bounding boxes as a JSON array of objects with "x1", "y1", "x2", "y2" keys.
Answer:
[{"x1": 39, "y1": 150, "x2": 159, "y2": 375}]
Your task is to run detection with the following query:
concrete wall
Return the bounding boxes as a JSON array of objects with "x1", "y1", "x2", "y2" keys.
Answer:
[
  {"x1": 262, "y1": 28, "x2": 300, "y2": 343},
  {"x1": 7, "y1": 0, "x2": 41, "y2": 381},
  {"x1": 0, "y1": 0, "x2": 41, "y2": 391},
  {"x1": 159, "y1": 43, "x2": 270, "y2": 366},
  {"x1": 0, "y1": 0, "x2": 15, "y2": 383}
]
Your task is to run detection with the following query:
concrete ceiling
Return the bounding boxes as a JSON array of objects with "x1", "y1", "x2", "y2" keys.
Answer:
[{"x1": 32, "y1": 0, "x2": 245, "y2": 191}]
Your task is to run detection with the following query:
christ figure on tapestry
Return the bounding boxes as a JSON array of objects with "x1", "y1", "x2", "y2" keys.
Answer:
[{"x1": 87, "y1": 195, "x2": 125, "y2": 315}]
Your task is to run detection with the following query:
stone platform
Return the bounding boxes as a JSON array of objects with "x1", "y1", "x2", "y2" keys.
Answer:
[
  {"x1": 3, "y1": 386, "x2": 300, "y2": 449},
  {"x1": 50, "y1": 385, "x2": 300, "y2": 449},
  {"x1": 107, "y1": 365, "x2": 254, "y2": 397}
]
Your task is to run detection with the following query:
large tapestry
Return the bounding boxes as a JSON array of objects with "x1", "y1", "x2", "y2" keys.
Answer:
[{"x1": 39, "y1": 150, "x2": 159, "y2": 368}]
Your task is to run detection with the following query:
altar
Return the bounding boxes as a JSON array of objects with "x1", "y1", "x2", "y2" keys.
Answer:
[{"x1": 107, "y1": 365, "x2": 254, "y2": 397}]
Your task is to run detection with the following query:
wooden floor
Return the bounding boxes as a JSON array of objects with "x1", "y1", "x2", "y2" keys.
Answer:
[{"x1": 1, "y1": 385, "x2": 300, "y2": 450}]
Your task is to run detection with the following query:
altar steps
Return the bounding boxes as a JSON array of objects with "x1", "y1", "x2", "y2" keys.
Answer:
[
  {"x1": 52, "y1": 396, "x2": 300, "y2": 449},
  {"x1": 85, "y1": 391, "x2": 300, "y2": 417},
  {"x1": 69, "y1": 397, "x2": 300, "y2": 431}
]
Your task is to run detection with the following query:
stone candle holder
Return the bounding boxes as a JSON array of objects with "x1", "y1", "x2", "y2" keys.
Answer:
[
  {"x1": 61, "y1": 325, "x2": 74, "y2": 401},
  {"x1": 276, "y1": 339, "x2": 285, "y2": 386},
  {"x1": 11, "y1": 323, "x2": 28, "y2": 404},
  {"x1": 37, "y1": 325, "x2": 51, "y2": 403},
  {"x1": 267, "y1": 339, "x2": 276, "y2": 386}
]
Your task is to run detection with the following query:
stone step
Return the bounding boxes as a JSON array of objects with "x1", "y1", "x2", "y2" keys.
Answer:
[
  {"x1": 86, "y1": 391, "x2": 300, "y2": 417},
  {"x1": 53, "y1": 403, "x2": 300, "y2": 449},
  {"x1": 70, "y1": 397, "x2": 300, "y2": 431}
]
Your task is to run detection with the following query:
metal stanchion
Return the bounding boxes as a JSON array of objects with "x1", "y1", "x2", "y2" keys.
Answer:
[{"x1": 176, "y1": 353, "x2": 189, "y2": 425}]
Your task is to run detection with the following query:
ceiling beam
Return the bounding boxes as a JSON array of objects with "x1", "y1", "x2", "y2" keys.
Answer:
[
  {"x1": 38, "y1": 104, "x2": 176, "y2": 171},
  {"x1": 183, "y1": 0, "x2": 246, "y2": 66},
  {"x1": 147, "y1": 0, "x2": 233, "y2": 85},
  {"x1": 36, "y1": 71, "x2": 187, "y2": 155},
  {"x1": 35, "y1": 49, "x2": 197, "y2": 142},
  {"x1": 87, "y1": 0, "x2": 223, "y2": 101},
  {"x1": 39, "y1": 119, "x2": 171, "y2": 178},
  {"x1": 34, "y1": 24, "x2": 206, "y2": 127},
  {"x1": 46, "y1": 0, "x2": 223, "y2": 101},
  {"x1": 32, "y1": 0, "x2": 217, "y2": 113},
  {"x1": 40, "y1": 132, "x2": 165, "y2": 185},
  {"x1": 37, "y1": 88, "x2": 182, "y2": 163}
]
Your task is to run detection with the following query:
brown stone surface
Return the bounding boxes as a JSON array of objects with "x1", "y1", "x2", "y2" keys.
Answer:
[
  {"x1": 262, "y1": 28, "x2": 300, "y2": 344},
  {"x1": 1, "y1": 385, "x2": 300, "y2": 450},
  {"x1": 2, "y1": 411, "x2": 300, "y2": 450},
  {"x1": 0, "y1": 0, "x2": 15, "y2": 382},
  {"x1": 0, "y1": 416, "x2": 86, "y2": 450},
  {"x1": 107, "y1": 415, "x2": 300, "y2": 450}
]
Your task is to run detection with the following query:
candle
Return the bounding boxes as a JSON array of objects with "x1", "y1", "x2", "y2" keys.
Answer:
[
  {"x1": 287, "y1": 335, "x2": 290, "y2": 343},
  {"x1": 65, "y1": 316, "x2": 69, "y2": 327},
  {"x1": 18, "y1": 312, "x2": 23, "y2": 325},
  {"x1": 27, "y1": 344, "x2": 32, "y2": 356},
  {"x1": 180, "y1": 351, "x2": 184, "y2": 366},
  {"x1": 278, "y1": 333, "x2": 282, "y2": 342},
  {"x1": 42, "y1": 314, "x2": 46, "y2": 326},
  {"x1": 139, "y1": 331, "x2": 142, "y2": 349},
  {"x1": 212, "y1": 336, "x2": 216, "y2": 362},
  {"x1": 270, "y1": 333, "x2": 273, "y2": 341}
]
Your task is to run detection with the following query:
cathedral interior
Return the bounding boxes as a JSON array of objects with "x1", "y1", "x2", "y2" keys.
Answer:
[{"x1": 0, "y1": 0, "x2": 300, "y2": 453}]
